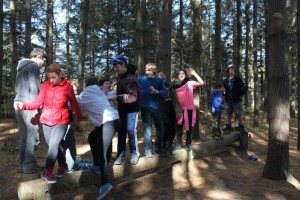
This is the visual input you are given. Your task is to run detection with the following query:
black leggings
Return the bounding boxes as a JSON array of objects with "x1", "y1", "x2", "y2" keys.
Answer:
[{"x1": 88, "y1": 119, "x2": 120, "y2": 184}]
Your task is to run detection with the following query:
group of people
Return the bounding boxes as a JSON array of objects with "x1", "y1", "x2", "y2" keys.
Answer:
[
  {"x1": 209, "y1": 64, "x2": 247, "y2": 139},
  {"x1": 13, "y1": 48, "x2": 246, "y2": 199}
]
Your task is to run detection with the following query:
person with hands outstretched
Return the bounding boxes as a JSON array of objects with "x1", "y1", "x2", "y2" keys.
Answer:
[
  {"x1": 173, "y1": 67, "x2": 204, "y2": 151},
  {"x1": 138, "y1": 63, "x2": 168, "y2": 157},
  {"x1": 14, "y1": 63, "x2": 83, "y2": 183}
]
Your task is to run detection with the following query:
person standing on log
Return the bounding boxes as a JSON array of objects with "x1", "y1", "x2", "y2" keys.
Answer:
[
  {"x1": 14, "y1": 48, "x2": 47, "y2": 174},
  {"x1": 157, "y1": 71, "x2": 182, "y2": 155},
  {"x1": 14, "y1": 63, "x2": 83, "y2": 183},
  {"x1": 173, "y1": 67, "x2": 204, "y2": 151},
  {"x1": 223, "y1": 65, "x2": 247, "y2": 132},
  {"x1": 210, "y1": 83, "x2": 226, "y2": 139},
  {"x1": 111, "y1": 55, "x2": 141, "y2": 165},
  {"x1": 139, "y1": 63, "x2": 168, "y2": 157},
  {"x1": 77, "y1": 76, "x2": 120, "y2": 199}
]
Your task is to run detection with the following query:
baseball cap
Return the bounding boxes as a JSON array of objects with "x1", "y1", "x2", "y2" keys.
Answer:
[{"x1": 112, "y1": 55, "x2": 127, "y2": 65}]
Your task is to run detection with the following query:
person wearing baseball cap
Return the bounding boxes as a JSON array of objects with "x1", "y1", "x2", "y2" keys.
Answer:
[{"x1": 110, "y1": 55, "x2": 141, "y2": 166}]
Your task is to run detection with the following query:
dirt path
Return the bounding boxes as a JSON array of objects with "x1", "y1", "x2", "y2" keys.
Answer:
[{"x1": 0, "y1": 118, "x2": 300, "y2": 200}]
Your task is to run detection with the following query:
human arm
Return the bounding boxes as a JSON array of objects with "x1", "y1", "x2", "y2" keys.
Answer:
[
  {"x1": 15, "y1": 83, "x2": 46, "y2": 110},
  {"x1": 187, "y1": 67, "x2": 205, "y2": 87},
  {"x1": 149, "y1": 78, "x2": 168, "y2": 97},
  {"x1": 28, "y1": 65, "x2": 41, "y2": 98},
  {"x1": 117, "y1": 75, "x2": 139, "y2": 103},
  {"x1": 69, "y1": 84, "x2": 83, "y2": 122}
]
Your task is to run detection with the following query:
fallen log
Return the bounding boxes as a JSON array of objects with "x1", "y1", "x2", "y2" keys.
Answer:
[{"x1": 18, "y1": 131, "x2": 245, "y2": 200}]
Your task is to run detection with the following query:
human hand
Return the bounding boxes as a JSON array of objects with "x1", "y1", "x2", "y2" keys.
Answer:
[
  {"x1": 149, "y1": 86, "x2": 159, "y2": 94},
  {"x1": 121, "y1": 94, "x2": 130, "y2": 100},
  {"x1": 108, "y1": 95, "x2": 117, "y2": 101},
  {"x1": 187, "y1": 67, "x2": 196, "y2": 76},
  {"x1": 14, "y1": 102, "x2": 24, "y2": 110}
]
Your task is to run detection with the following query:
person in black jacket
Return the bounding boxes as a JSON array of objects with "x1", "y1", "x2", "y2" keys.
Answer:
[{"x1": 223, "y1": 65, "x2": 246, "y2": 131}]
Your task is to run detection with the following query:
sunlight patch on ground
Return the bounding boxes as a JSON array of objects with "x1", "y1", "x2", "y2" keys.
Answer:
[
  {"x1": 172, "y1": 162, "x2": 205, "y2": 190},
  {"x1": 76, "y1": 144, "x2": 91, "y2": 156},
  {"x1": 264, "y1": 192, "x2": 288, "y2": 200},
  {"x1": 206, "y1": 189, "x2": 241, "y2": 200}
]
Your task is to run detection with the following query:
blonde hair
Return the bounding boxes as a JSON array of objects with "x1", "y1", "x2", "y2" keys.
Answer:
[{"x1": 145, "y1": 63, "x2": 157, "y2": 74}]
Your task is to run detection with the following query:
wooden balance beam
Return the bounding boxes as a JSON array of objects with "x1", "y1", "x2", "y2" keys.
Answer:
[{"x1": 18, "y1": 131, "x2": 247, "y2": 200}]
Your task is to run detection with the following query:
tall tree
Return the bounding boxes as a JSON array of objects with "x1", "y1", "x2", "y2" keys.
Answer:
[
  {"x1": 10, "y1": 0, "x2": 18, "y2": 89},
  {"x1": 262, "y1": 0, "x2": 290, "y2": 180},
  {"x1": 244, "y1": 0, "x2": 250, "y2": 108},
  {"x1": 0, "y1": 0, "x2": 3, "y2": 108},
  {"x1": 160, "y1": 0, "x2": 172, "y2": 81},
  {"x1": 46, "y1": 0, "x2": 54, "y2": 65},
  {"x1": 297, "y1": 0, "x2": 300, "y2": 150},
  {"x1": 236, "y1": 0, "x2": 242, "y2": 76},
  {"x1": 66, "y1": 0, "x2": 71, "y2": 78},
  {"x1": 135, "y1": 0, "x2": 146, "y2": 74},
  {"x1": 191, "y1": 0, "x2": 202, "y2": 139},
  {"x1": 214, "y1": 0, "x2": 222, "y2": 83},
  {"x1": 25, "y1": 0, "x2": 31, "y2": 57},
  {"x1": 252, "y1": 0, "x2": 259, "y2": 127},
  {"x1": 78, "y1": 0, "x2": 89, "y2": 91}
]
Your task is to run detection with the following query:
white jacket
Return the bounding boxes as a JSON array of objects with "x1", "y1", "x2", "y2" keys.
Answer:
[{"x1": 77, "y1": 85, "x2": 119, "y2": 126}]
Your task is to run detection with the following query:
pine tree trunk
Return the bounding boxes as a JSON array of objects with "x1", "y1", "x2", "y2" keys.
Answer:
[{"x1": 262, "y1": 0, "x2": 290, "y2": 180}]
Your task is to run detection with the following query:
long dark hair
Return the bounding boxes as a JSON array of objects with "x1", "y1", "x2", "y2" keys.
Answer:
[{"x1": 174, "y1": 69, "x2": 190, "y2": 88}]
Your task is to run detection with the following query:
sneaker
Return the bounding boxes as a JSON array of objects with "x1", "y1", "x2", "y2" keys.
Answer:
[
  {"x1": 185, "y1": 145, "x2": 192, "y2": 151},
  {"x1": 225, "y1": 124, "x2": 233, "y2": 131},
  {"x1": 114, "y1": 156, "x2": 124, "y2": 165},
  {"x1": 56, "y1": 163, "x2": 68, "y2": 178},
  {"x1": 97, "y1": 183, "x2": 113, "y2": 200},
  {"x1": 173, "y1": 143, "x2": 182, "y2": 151},
  {"x1": 86, "y1": 163, "x2": 100, "y2": 174},
  {"x1": 130, "y1": 156, "x2": 139, "y2": 165},
  {"x1": 145, "y1": 152, "x2": 153, "y2": 158},
  {"x1": 42, "y1": 168, "x2": 56, "y2": 183}
]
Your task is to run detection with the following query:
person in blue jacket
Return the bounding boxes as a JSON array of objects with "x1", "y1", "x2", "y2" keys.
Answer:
[
  {"x1": 138, "y1": 63, "x2": 168, "y2": 157},
  {"x1": 210, "y1": 83, "x2": 225, "y2": 138}
]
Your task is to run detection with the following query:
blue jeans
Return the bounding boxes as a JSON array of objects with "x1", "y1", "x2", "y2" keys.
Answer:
[
  {"x1": 141, "y1": 107, "x2": 164, "y2": 154},
  {"x1": 117, "y1": 110, "x2": 140, "y2": 158},
  {"x1": 15, "y1": 110, "x2": 40, "y2": 171}
]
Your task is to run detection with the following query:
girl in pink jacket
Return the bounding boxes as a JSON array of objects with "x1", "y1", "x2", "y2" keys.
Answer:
[{"x1": 173, "y1": 67, "x2": 204, "y2": 151}]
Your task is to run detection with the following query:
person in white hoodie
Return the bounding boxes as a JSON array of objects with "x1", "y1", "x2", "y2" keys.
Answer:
[{"x1": 76, "y1": 76, "x2": 120, "y2": 200}]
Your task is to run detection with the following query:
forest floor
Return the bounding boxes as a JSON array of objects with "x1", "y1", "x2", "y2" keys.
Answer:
[{"x1": 0, "y1": 113, "x2": 300, "y2": 200}]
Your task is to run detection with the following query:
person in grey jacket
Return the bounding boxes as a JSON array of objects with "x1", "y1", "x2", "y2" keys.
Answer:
[{"x1": 14, "y1": 48, "x2": 47, "y2": 174}]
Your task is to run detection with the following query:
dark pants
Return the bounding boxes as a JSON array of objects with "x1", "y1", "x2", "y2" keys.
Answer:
[
  {"x1": 88, "y1": 119, "x2": 120, "y2": 184},
  {"x1": 176, "y1": 110, "x2": 193, "y2": 146},
  {"x1": 141, "y1": 107, "x2": 164, "y2": 154}
]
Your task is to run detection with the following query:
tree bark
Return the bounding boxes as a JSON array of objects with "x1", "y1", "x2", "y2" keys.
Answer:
[
  {"x1": 297, "y1": 0, "x2": 300, "y2": 150},
  {"x1": 253, "y1": 0, "x2": 259, "y2": 127},
  {"x1": 10, "y1": 0, "x2": 18, "y2": 89},
  {"x1": 46, "y1": 0, "x2": 54, "y2": 66},
  {"x1": 214, "y1": 0, "x2": 222, "y2": 84},
  {"x1": 78, "y1": 0, "x2": 89, "y2": 92},
  {"x1": 160, "y1": 0, "x2": 172, "y2": 81},
  {"x1": 262, "y1": 0, "x2": 290, "y2": 180},
  {"x1": 25, "y1": 0, "x2": 31, "y2": 57}
]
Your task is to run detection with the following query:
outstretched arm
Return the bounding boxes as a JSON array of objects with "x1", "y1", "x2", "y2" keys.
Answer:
[{"x1": 188, "y1": 67, "x2": 204, "y2": 87}]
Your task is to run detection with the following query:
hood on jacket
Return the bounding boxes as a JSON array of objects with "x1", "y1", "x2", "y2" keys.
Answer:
[
  {"x1": 17, "y1": 59, "x2": 36, "y2": 72},
  {"x1": 127, "y1": 64, "x2": 138, "y2": 74}
]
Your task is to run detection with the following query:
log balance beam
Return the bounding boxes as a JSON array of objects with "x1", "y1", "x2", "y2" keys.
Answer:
[{"x1": 18, "y1": 131, "x2": 247, "y2": 200}]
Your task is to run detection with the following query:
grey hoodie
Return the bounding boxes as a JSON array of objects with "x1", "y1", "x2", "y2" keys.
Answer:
[{"x1": 14, "y1": 59, "x2": 41, "y2": 102}]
